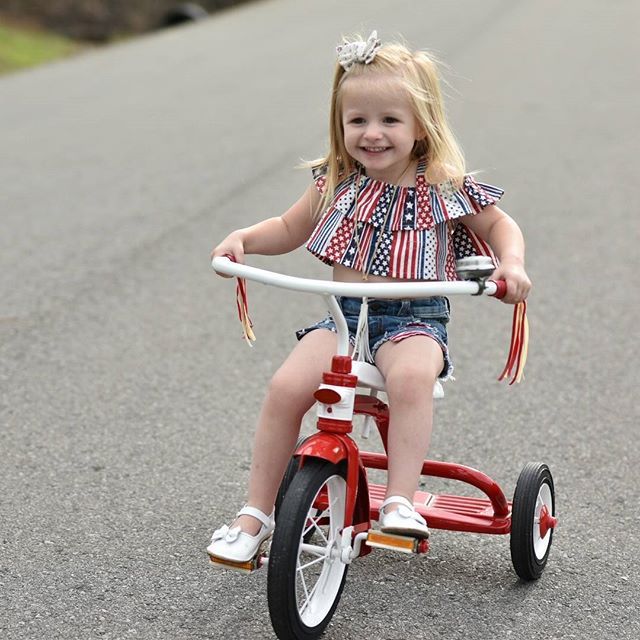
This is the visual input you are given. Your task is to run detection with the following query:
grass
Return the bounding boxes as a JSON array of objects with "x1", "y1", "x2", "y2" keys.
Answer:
[{"x1": 0, "y1": 20, "x2": 84, "y2": 75}]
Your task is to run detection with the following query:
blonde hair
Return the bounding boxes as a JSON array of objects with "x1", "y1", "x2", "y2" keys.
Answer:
[{"x1": 313, "y1": 39, "x2": 466, "y2": 218}]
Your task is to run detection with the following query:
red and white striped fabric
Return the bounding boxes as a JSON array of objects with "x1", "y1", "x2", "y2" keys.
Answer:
[{"x1": 307, "y1": 161, "x2": 504, "y2": 280}]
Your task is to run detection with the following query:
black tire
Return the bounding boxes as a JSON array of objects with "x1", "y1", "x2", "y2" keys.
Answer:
[
  {"x1": 274, "y1": 436, "x2": 309, "y2": 520},
  {"x1": 268, "y1": 459, "x2": 349, "y2": 640},
  {"x1": 510, "y1": 462, "x2": 556, "y2": 580}
]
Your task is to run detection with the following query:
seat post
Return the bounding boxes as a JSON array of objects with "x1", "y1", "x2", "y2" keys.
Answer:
[{"x1": 323, "y1": 294, "x2": 350, "y2": 356}]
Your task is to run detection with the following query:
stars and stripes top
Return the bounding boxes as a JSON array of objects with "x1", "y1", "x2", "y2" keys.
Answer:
[{"x1": 306, "y1": 159, "x2": 504, "y2": 280}]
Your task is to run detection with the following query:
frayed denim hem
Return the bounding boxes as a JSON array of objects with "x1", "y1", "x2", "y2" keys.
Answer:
[{"x1": 371, "y1": 327, "x2": 454, "y2": 382}]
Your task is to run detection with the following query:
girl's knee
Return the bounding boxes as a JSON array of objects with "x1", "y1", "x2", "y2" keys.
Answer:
[
  {"x1": 385, "y1": 364, "x2": 439, "y2": 404},
  {"x1": 266, "y1": 366, "x2": 296, "y2": 401},
  {"x1": 265, "y1": 364, "x2": 318, "y2": 414}
]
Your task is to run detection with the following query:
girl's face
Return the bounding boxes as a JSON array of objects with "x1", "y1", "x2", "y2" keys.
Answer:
[{"x1": 341, "y1": 73, "x2": 421, "y2": 183}]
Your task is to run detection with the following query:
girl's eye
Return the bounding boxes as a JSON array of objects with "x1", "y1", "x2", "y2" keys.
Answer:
[
  {"x1": 383, "y1": 116, "x2": 399, "y2": 124},
  {"x1": 349, "y1": 117, "x2": 366, "y2": 125}
]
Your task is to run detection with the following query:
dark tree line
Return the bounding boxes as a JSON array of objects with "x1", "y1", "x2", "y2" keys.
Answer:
[{"x1": 0, "y1": 1, "x2": 254, "y2": 41}]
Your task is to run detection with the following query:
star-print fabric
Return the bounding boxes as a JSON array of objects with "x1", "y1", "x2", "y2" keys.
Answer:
[{"x1": 306, "y1": 161, "x2": 504, "y2": 280}]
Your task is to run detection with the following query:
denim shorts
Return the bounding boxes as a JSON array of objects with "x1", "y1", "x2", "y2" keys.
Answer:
[{"x1": 296, "y1": 296, "x2": 453, "y2": 380}]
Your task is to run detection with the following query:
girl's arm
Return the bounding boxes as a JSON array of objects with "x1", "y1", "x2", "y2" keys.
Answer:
[
  {"x1": 211, "y1": 184, "x2": 321, "y2": 275},
  {"x1": 462, "y1": 204, "x2": 531, "y2": 304}
]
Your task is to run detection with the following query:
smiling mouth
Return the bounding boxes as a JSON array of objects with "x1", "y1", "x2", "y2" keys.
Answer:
[{"x1": 362, "y1": 146, "x2": 390, "y2": 153}]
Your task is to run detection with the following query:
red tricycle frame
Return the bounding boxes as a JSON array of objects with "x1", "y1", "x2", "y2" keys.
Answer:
[{"x1": 296, "y1": 355, "x2": 512, "y2": 552}]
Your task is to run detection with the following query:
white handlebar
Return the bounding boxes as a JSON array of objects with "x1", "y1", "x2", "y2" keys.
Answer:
[{"x1": 211, "y1": 256, "x2": 498, "y2": 298}]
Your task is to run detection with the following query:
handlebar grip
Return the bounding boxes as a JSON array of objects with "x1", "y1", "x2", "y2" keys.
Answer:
[{"x1": 491, "y1": 279, "x2": 507, "y2": 299}]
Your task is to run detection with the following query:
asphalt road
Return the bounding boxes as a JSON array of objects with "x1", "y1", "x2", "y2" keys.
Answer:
[{"x1": 1, "y1": 0, "x2": 638, "y2": 638}]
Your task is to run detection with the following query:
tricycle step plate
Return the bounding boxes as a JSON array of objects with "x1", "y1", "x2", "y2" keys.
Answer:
[{"x1": 368, "y1": 484, "x2": 511, "y2": 535}]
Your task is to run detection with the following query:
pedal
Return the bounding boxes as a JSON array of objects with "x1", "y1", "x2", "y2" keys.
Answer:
[
  {"x1": 208, "y1": 552, "x2": 266, "y2": 574},
  {"x1": 366, "y1": 530, "x2": 429, "y2": 554}
]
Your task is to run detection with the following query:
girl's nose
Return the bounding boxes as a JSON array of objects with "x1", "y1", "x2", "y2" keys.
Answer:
[{"x1": 364, "y1": 124, "x2": 383, "y2": 141}]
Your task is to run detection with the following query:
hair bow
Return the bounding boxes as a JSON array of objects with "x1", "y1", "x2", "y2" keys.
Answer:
[{"x1": 336, "y1": 30, "x2": 381, "y2": 70}]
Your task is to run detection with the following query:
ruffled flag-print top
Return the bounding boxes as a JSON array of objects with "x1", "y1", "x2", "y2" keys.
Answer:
[{"x1": 306, "y1": 160, "x2": 504, "y2": 281}]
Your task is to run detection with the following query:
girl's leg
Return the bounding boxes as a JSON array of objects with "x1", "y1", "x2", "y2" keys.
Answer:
[
  {"x1": 373, "y1": 336, "x2": 444, "y2": 511},
  {"x1": 232, "y1": 329, "x2": 338, "y2": 535}
]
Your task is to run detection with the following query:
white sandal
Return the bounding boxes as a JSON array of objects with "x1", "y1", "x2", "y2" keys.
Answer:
[
  {"x1": 207, "y1": 506, "x2": 275, "y2": 563},
  {"x1": 379, "y1": 495, "x2": 430, "y2": 539}
]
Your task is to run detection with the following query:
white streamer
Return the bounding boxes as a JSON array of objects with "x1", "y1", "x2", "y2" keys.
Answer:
[{"x1": 352, "y1": 297, "x2": 373, "y2": 363}]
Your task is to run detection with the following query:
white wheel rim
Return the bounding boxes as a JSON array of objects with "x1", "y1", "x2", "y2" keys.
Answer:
[
  {"x1": 532, "y1": 483, "x2": 553, "y2": 559},
  {"x1": 295, "y1": 474, "x2": 347, "y2": 626}
]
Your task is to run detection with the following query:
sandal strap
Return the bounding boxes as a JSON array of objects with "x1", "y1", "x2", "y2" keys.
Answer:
[
  {"x1": 237, "y1": 505, "x2": 272, "y2": 528},
  {"x1": 381, "y1": 495, "x2": 414, "y2": 511}
]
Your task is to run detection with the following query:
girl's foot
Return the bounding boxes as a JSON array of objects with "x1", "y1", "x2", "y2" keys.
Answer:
[
  {"x1": 379, "y1": 495, "x2": 430, "y2": 539},
  {"x1": 232, "y1": 513, "x2": 265, "y2": 537},
  {"x1": 207, "y1": 505, "x2": 275, "y2": 563}
]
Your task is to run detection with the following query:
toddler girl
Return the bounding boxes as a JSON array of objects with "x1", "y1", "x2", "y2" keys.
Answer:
[{"x1": 208, "y1": 31, "x2": 530, "y2": 563}]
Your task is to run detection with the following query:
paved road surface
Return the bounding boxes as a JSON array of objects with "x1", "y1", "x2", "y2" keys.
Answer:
[{"x1": 1, "y1": 0, "x2": 638, "y2": 638}]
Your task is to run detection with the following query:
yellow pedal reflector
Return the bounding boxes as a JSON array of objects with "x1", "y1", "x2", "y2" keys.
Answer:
[
  {"x1": 208, "y1": 554, "x2": 262, "y2": 573},
  {"x1": 366, "y1": 530, "x2": 419, "y2": 554}
]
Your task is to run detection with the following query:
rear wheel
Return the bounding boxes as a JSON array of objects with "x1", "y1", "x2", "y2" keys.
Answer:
[
  {"x1": 268, "y1": 459, "x2": 349, "y2": 640},
  {"x1": 510, "y1": 462, "x2": 556, "y2": 580}
]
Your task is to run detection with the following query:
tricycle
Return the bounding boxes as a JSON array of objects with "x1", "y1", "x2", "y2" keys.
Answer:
[{"x1": 209, "y1": 255, "x2": 556, "y2": 640}]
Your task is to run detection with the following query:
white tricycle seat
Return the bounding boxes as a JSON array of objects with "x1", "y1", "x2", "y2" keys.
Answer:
[{"x1": 351, "y1": 360, "x2": 444, "y2": 399}]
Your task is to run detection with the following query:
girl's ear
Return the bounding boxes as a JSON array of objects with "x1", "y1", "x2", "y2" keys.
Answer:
[{"x1": 415, "y1": 123, "x2": 427, "y2": 139}]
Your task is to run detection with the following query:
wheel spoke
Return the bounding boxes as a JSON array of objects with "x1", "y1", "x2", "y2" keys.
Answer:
[
  {"x1": 300, "y1": 542, "x2": 326, "y2": 557},
  {"x1": 301, "y1": 508, "x2": 322, "y2": 538},
  {"x1": 299, "y1": 573, "x2": 323, "y2": 615},
  {"x1": 304, "y1": 511, "x2": 329, "y2": 544},
  {"x1": 296, "y1": 558, "x2": 310, "y2": 606},
  {"x1": 297, "y1": 554, "x2": 327, "y2": 572}
]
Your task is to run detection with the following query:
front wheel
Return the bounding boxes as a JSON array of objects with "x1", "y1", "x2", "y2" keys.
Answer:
[
  {"x1": 267, "y1": 459, "x2": 349, "y2": 640},
  {"x1": 510, "y1": 462, "x2": 556, "y2": 580}
]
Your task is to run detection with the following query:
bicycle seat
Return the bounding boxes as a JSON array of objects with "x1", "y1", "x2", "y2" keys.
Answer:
[{"x1": 351, "y1": 361, "x2": 444, "y2": 399}]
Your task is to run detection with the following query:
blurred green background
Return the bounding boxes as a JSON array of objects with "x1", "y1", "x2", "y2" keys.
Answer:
[
  {"x1": 0, "y1": 1, "x2": 253, "y2": 74},
  {"x1": 0, "y1": 19, "x2": 81, "y2": 74}
]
